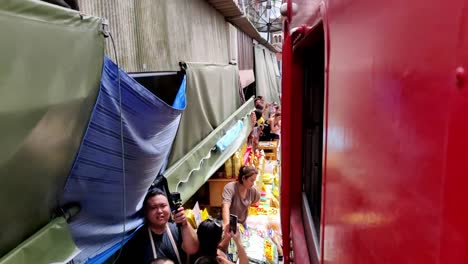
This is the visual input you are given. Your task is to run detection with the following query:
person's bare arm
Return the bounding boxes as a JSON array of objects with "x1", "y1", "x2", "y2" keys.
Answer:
[
  {"x1": 232, "y1": 228, "x2": 248, "y2": 264},
  {"x1": 270, "y1": 119, "x2": 280, "y2": 134},
  {"x1": 236, "y1": 242, "x2": 249, "y2": 264},
  {"x1": 252, "y1": 187, "x2": 261, "y2": 204},
  {"x1": 222, "y1": 203, "x2": 231, "y2": 227},
  {"x1": 174, "y1": 207, "x2": 199, "y2": 254},
  {"x1": 218, "y1": 223, "x2": 232, "y2": 252},
  {"x1": 216, "y1": 255, "x2": 235, "y2": 264},
  {"x1": 222, "y1": 183, "x2": 235, "y2": 227}
]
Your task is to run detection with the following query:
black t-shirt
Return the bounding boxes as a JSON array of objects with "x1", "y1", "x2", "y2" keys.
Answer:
[{"x1": 117, "y1": 223, "x2": 186, "y2": 264}]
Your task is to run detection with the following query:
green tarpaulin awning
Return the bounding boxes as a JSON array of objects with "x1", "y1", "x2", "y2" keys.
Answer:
[
  {"x1": 167, "y1": 63, "x2": 242, "y2": 167},
  {"x1": 254, "y1": 45, "x2": 281, "y2": 104},
  {"x1": 164, "y1": 98, "x2": 254, "y2": 203},
  {"x1": 0, "y1": 217, "x2": 78, "y2": 264},
  {"x1": 163, "y1": 62, "x2": 254, "y2": 202},
  {"x1": 0, "y1": 0, "x2": 105, "y2": 260}
]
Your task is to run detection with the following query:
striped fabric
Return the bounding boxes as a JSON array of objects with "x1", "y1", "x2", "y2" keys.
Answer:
[{"x1": 61, "y1": 57, "x2": 185, "y2": 263}]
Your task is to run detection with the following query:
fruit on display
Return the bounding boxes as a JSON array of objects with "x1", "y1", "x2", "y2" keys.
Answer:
[
  {"x1": 272, "y1": 186, "x2": 279, "y2": 199},
  {"x1": 262, "y1": 173, "x2": 274, "y2": 184}
]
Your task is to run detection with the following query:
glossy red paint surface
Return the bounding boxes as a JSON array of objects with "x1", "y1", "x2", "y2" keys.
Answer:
[
  {"x1": 280, "y1": 19, "x2": 293, "y2": 264},
  {"x1": 289, "y1": 0, "x2": 322, "y2": 30},
  {"x1": 283, "y1": 0, "x2": 468, "y2": 263},
  {"x1": 281, "y1": 15, "x2": 313, "y2": 263}
]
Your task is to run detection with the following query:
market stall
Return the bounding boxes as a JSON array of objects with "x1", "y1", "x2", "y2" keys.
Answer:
[
  {"x1": 240, "y1": 143, "x2": 282, "y2": 264},
  {"x1": 188, "y1": 140, "x2": 283, "y2": 264}
]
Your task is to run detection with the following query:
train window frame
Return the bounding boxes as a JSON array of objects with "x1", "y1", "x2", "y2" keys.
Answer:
[{"x1": 298, "y1": 22, "x2": 325, "y2": 262}]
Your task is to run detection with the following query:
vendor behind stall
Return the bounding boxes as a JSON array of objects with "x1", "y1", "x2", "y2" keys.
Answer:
[{"x1": 221, "y1": 165, "x2": 260, "y2": 226}]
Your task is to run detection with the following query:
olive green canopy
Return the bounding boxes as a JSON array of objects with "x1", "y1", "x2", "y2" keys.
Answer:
[
  {"x1": 165, "y1": 98, "x2": 254, "y2": 203},
  {"x1": 0, "y1": 217, "x2": 78, "y2": 264},
  {"x1": 164, "y1": 62, "x2": 252, "y2": 202},
  {"x1": 0, "y1": 0, "x2": 104, "y2": 260}
]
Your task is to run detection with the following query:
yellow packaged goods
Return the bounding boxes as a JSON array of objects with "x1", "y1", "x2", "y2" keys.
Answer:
[
  {"x1": 264, "y1": 239, "x2": 277, "y2": 264},
  {"x1": 201, "y1": 208, "x2": 210, "y2": 221},
  {"x1": 272, "y1": 186, "x2": 279, "y2": 199},
  {"x1": 270, "y1": 196, "x2": 279, "y2": 208},
  {"x1": 248, "y1": 207, "x2": 258, "y2": 215},
  {"x1": 249, "y1": 206, "x2": 270, "y2": 215},
  {"x1": 249, "y1": 206, "x2": 264, "y2": 215},
  {"x1": 268, "y1": 207, "x2": 279, "y2": 215},
  {"x1": 233, "y1": 151, "x2": 241, "y2": 178},
  {"x1": 262, "y1": 173, "x2": 274, "y2": 184},
  {"x1": 185, "y1": 209, "x2": 197, "y2": 229},
  {"x1": 225, "y1": 157, "x2": 233, "y2": 178}
]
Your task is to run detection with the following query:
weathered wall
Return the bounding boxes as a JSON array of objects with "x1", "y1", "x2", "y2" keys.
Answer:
[
  {"x1": 79, "y1": 0, "x2": 230, "y2": 72},
  {"x1": 237, "y1": 28, "x2": 254, "y2": 70}
]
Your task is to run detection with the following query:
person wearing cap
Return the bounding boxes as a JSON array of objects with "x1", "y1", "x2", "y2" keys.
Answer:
[{"x1": 221, "y1": 165, "x2": 260, "y2": 226}]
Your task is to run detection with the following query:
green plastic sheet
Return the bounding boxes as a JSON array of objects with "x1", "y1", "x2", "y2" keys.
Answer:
[
  {"x1": 167, "y1": 63, "x2": 242, "y2": 166},
  {"x1": 0, "y1": 217, "x2": 78, "y2": 264},
  {"x1": 254, "y1": 45, "x2": 281, "y2": 104},
  {"x1": 164, "y1": 98, "x2": 254, "y2": 203},
  {"x1": 0, "y1": 0, "x2": 104, "y2": 258}
]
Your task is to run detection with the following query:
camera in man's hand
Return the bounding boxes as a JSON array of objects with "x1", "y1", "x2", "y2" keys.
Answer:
[
  {"x1": 170, "y1": 192, "x2": 183, "y2": 228},
  {"x1": 170, "y1": 192, "x2": 182, "y2": 211}
]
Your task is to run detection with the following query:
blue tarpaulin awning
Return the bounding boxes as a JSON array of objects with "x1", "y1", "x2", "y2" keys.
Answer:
[{"x1": 61, "y1": 57, "x2": 186, "y2": 263}]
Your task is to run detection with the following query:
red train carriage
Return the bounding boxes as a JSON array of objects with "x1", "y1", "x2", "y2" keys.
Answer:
[{"x1": 281, "y1": 0, "x2": 468, "y2": 263}]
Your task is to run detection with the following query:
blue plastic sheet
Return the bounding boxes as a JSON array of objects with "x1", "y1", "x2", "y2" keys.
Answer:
[
  {"x1": 84, "y1": 230, "x2": 136, "y2": 264},
  {"x1": 216, "y1": 120, "x2": 244, "y2": 151},
  {"x1": 172, "y1": 76, "x2": 186, "y2": 109},
  {"x1": 61, "y1": 57, "x2": 185, "y2": 263}
]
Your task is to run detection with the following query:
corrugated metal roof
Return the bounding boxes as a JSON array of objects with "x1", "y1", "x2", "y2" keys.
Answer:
[
  {"x1": 205, "y1": 0, "x2": 243, "y2": 17},
  {"x1": 206, "y1": 0, "x2": 280, "y2": 53},
  {"x1": 79, "y1": 0, "x2": 231, "y2": 72}
]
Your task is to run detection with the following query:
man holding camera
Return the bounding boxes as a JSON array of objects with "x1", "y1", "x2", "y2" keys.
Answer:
[{"x1": 117, "y1": 188, "x2": 199, "y2": 264}]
